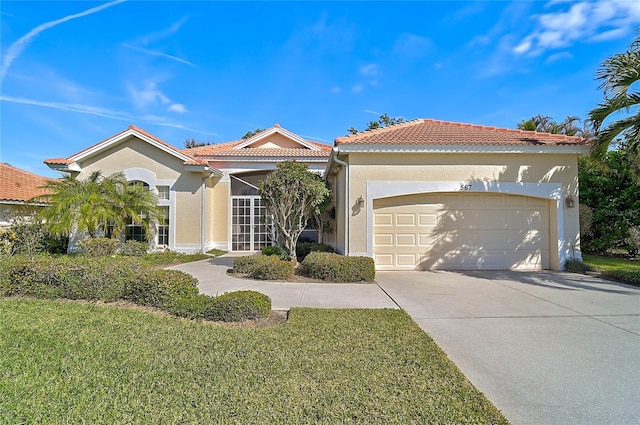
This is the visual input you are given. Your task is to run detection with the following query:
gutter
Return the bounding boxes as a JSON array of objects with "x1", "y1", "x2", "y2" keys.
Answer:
[{"x1": 331, "y1": 146, "x2": 349, "y2": 255}]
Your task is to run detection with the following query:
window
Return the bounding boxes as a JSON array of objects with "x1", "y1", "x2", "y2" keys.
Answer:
[
  {"x1": 157, "y1": 185, "x2": 170, "y2": 200},
  {"x1": 125, "y1": 181, "x2": 150, "y2": 242},
  {"x1": 158, "y1": 206, "x2": 169, "y2": 246}
]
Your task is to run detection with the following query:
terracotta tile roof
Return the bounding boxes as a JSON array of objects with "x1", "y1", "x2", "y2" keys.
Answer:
[
  {"x1": 335, "y1": 118, "x2": 589, "y2": 147},
  {"x1": 43, "y1": 158, "x2": 72, "y2": 166},
  {"x1": 0, "y1": 163, "x2": 55, "y2": 203},
  {"x1": 195, "y1": 147, "x2": 331, "y2": 158},
  {"x1": 183, "y1": 133, "x2": 332, "y2": 159}
]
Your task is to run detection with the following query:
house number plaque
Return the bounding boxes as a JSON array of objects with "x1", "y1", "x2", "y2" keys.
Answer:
[{"x1": 459, "y1": 183, "x2": 473, "y2": 191}]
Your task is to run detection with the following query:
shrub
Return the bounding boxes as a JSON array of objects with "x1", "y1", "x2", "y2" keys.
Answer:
[
  {"x1": 564, "y1": 258, "x2": 590, "y2": 273},
  {"x1": 296, "y1": 242, "x2": 335, "y2": 261},
  {"x1": 301, "y1": 252, "x2": 375, "y2": 283},
  {"x1": 1, "y1": 256, "x2": 139, "y2": 301},
  {"x1": 126, "y1": 269, "x2": 199, "y2": 309},
  {"x1": 248, "y1": 256, "x2": 294, "y2": 280},
  {"x1": 232, "y1": 255, "x2": 294, "y2": 280},
  {"x1": 120, "y1": 240, "x2": 149, "y2": 256},
  {"x1": 138, "y1": 252, "x2": 209, "y2": 267},
  {"x1": 203, "y1": 290, "x2": 271, "y2": 322},
  {"x1": 600, "y1": 269, "x2": 640, "y2": 286},
  {"x1": 78, "y1": 238, "x2": 119, "y2": 257},
  {"x1": 232, "y1": 255, "x2": 261, "y2": 274},
  {"x1": 261, "y1": 246, "x2": 287, "y2": 260}
]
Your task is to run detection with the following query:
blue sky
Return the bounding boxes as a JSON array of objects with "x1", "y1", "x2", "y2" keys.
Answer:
[{"x1": 1, "y1": 1, "x2": 639, "y2": 177}]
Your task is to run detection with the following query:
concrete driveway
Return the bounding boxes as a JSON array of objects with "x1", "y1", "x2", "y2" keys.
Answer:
[{"x1": 377, "y1": 271, "x2": 640, "y2": 425}]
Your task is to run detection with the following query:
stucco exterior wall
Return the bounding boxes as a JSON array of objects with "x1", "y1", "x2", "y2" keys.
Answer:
[
  {"x1": 344, "y1": 152, "x2": 582, "y2": 269},
  {"x1": 74, "y1": 136, "x2": 204, "y2": 251},
  {"x1": 208, "y1": 179, "x2": 230, "y2": 249}
]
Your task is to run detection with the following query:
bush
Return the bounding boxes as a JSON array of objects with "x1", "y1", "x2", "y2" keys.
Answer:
[
  {"x1": 120, "y1": 240, "x2": 149, "y2": 256},
  {"x1": 301, "y1": 252, "x2": 375, "y2": 282},
  {"x1": 564, "y1": 258, "x2": 590, "y2": 273},
  {"x1": 261, "y1": 246, "x2": 287, "y2": 259},
  {"x1": 232, "y1": 255, "x2": 294, "y2": 280},
  {"x1": 296, "y1": 242, "x2": 335, "y2": 261},
  {"x1": 600, "y1": 269, "x2": 640, "y2": 286},
  {"x1": 125, "y1": 269, "x2": 199, "y2": 309},
  {"x1": 204, "y1": 290, "x2": 272, "y2": 322},
  {"x1": 78, "y1": 238, "x2": 119, "y2": 257},
  {"x1": 1, "y1": 256, "x2": 139, "y2": 301},
  {"x1": 249, "y1": 256, "x2": 294, "y2": 280}
]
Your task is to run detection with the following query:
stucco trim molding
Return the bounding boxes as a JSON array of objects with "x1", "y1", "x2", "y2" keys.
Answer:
[{"x1": 364, "y1": 181, "x2": 567, "y2": 269}]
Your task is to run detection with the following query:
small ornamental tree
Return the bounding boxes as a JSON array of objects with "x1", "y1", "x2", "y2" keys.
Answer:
[{"x1": 258, "y1": 161, "x2": 330, "y2": 262}]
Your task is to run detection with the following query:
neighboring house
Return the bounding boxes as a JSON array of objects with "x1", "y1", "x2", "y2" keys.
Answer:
[
  {"x1": 44, "y1": 124, "x2": 331, "y2": 253},
  {"x1": 0, "y1": 163, "x2": 53, "y2": 226},
  {"x1": 44, "y1": 118, "x2": 589, "y2": 271},
  {"x1": 325, "y1": 119, "x2": 589, "y2": 271}
]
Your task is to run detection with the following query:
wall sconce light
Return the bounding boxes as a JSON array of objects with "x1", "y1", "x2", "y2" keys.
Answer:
[
  {"x1": 565, "y1": 195, "x2": 575, "y2": 208},
  {"x1": 357, "y1": 195, "x2": 365, "y2": 207}
]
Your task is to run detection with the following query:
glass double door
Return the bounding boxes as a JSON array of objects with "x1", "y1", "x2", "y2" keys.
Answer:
[{"x1": 231, "y1": 196, "x2": 273, "y2": 251}]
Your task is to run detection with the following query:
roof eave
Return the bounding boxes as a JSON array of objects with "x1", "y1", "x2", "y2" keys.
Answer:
[{"x1": 333, "y1": 143, "x2": 590, "y2": 155}]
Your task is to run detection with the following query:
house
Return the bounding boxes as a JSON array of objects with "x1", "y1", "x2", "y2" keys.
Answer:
[
  {"x1": 325, "y1": 119, "x2": 589, "y2": 270},
  {"x1": 44, "y1": 124, "x2": 332, "y2": 252},
  {"x1": 0, "y1": 163, "x2": 53, "y2": 226},
  {"x1": 44, "y1": 118, "x2": 589, "y2": 270}
]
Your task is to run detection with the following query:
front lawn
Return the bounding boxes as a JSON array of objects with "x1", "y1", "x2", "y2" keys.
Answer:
[
  {"x1": 582, "y1": 254, "x2": 640, "y2": 287},
  {"x1": 0, "y1": 300, "x2": 507, "y2": 424}
]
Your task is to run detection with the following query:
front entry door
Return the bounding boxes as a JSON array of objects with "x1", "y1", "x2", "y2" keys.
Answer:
[{"x1": 231, "y1": 196, "x2": 273, "y2": 251}]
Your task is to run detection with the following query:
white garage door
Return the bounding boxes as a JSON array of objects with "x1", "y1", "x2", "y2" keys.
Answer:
[{"x1": 373, "y1": 193, "x2": 550, "y2": 271}]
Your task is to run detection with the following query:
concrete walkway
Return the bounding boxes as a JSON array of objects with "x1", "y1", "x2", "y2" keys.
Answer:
[
  {"x1": 171, "y1": 257, "x2": 640, "y2": 425},
  {"x1": 169, "y1": 256, "x2": 398, "y2": 310}
]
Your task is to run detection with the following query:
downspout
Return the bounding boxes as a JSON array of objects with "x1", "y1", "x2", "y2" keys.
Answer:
[
  {"x1": 201, "y1": 177, "x2": 206, "y2": 253},
  {"x1": 332, "y1": 147, "x2": 349, "y2": 255}
]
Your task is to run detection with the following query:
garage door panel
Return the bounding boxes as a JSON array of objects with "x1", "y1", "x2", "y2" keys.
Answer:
[{"x1": 373, "y1": 193, "x2": 550, "y2": 271}]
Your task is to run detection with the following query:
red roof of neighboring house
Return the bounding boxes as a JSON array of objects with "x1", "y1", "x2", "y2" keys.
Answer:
[
  {"x1": 335, "y1": 118, "x2": 589, "y2": 147},
  {"x1": 0, "y1": 163, "x2": 54, "y2": 203}
]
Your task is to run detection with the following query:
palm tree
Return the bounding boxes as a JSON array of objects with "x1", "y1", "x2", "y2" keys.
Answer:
[
  {"x1": 38, "y1": 171, "x2": 160, "y2": 240},
  {"x1": 589, "y1": 32, "x2": 640, "y2": 160}
]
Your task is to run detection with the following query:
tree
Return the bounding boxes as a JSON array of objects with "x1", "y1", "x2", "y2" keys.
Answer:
[
  {"x1": 347, "y1": 113, "x2": 404, "y2": 134},
  {"x1": 588, "y1": 31, "x2": 640, "y2": 161},
  {"x1": 38, "y1": 171, "x2": 161, "y2": 241},
  {"x1": 184, "y1": 138, "x2": 211, "y2": 148},
  {"x1": 242, "y1": 128, "x2": 265, "y2": 139},
  {"x1": 517, "y1": 115, "x2": 592, "y2": 137},
  {"x1": 578, "y1": 144, "x2": 640, "y2": 255},
  {"x1": 258, "y1": 161, "x2": 330, "y2": 261}
]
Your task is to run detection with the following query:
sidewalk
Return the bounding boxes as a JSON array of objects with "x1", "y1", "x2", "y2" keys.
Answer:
[{"x1": 169, "y1": 256, "x2": 399, "y2": 310}]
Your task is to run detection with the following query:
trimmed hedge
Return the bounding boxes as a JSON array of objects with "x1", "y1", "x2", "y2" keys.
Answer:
[
  {"x1": 120, "y1": 240, "x2": 149, "y2": 256},
  {"x1": 598, "y1": 269, "x2": 640, "y2": 286},
  {"x1": 296, "y1": 242, "x2": 335, "y2": 261},
  {"x1": 0, "y1": 256, "x2": 272, "y2": 322},
  {"x1": 233, "y1": 255, "x2": 294, "y2": 280},
  {"x1": 125, "y1": 269, "x2": 199, "y2": 309},
  {"x1": 1, "y1": 256, "x2": 139, "y2": 301},
  {"x1": 301, "y1": 252, "x2": 375, "y2": 283}
]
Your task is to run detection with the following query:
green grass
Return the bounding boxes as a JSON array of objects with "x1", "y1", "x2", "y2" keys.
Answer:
[
  {"x1": 137, "y1": 251, "x2": 210, "y2": 267},
  {"x1": 582, "y1": 254, "x2": 640, "y2": 286},
  {"x1": 207, "y1": 248, "x2": 228, "y2": 256},
  {"x1": 0, "y1": 300, "x2": 507, "y2": 424}
]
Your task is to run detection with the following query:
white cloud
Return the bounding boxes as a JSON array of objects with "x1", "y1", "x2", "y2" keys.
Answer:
[
  {"x1": 169, "y1": 103, "x2": 187, "y2": 113},
  {"x1": 136, "y1": 16, "x2": 189, "y2": 46},
  {"x1": 514, "y1": 0, "x2": 640, "y2": 56},
  {"x1": 0, "y1": 95, "x2": 215, "y2": 135},
  {"x1": 122, "y1": 43, "x2": 196, "y2": 67},
  {"x1": 351, "y1": 85, "x2": 363, "y2": 93},
  {"x1": 546, "y1": 51, "x2": 573, "y2": 63},
  {"x1": 363, "y1": 109, "x2": 380, "y2": 116},
  {"x1": 128, "y1": 81, "x2": 172, "y2": 109},
  {"x1": 392, "y1": 33, "x2": 433, "y2": 57},
  {"x1": 1, "y1": 0, "x2": 126, "y2": 81},
  {"x1": 359, "y1": 63, "x2": 378, "y2": 76},
  {"x1": 330, "y1": 86, "x2": 342, "y2": 94}
]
